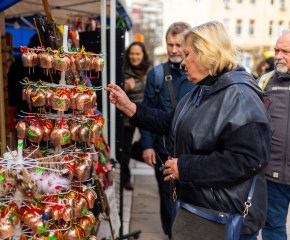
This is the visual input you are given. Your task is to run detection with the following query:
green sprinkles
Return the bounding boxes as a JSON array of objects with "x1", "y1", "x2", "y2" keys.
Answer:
[
  {"x1": 62, "y1": 134, "x2": 71, "y2": 142},
  {"x1": 28, "y1": 129, "x2": 37, "y2": 137}
]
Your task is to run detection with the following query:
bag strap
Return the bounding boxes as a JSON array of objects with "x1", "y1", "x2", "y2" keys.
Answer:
[
  {"x1": 178, "y1": 200, "x2": 228, "y2": 224},
  {"x1": 154, "y1": 64, "x2": 164, "y2": 106},
  {"x1": 258, "y1": 70, "x2": 275, "y2": 91},
  {"x1": 243, "y1": 175, "x2": 257, "y2": 217},
  {"x1": 154, "y1": 62, "x2": 177, "y2": 108},
  {"x1": 172, "y1": 175, "x2": 258, "y2": 219},
  {"x1": 164, "y1": 62, "x2": 177, "y2": 108}
]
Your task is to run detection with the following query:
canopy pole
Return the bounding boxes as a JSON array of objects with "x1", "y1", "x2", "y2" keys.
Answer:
[
  {"x1": 110, "y1": 0, "x2": 116, "y2": 161},
  {"x1": 42, "y1": 0, "x2": 55, "y2": 22},
  {"x1": 0, "y1": 32, "x2": 6, "y2": 156}
]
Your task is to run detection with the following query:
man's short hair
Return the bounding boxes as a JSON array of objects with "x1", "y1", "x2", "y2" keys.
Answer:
[{"x1": 165, "y1": 22, "x2": 191, "y2": 42}]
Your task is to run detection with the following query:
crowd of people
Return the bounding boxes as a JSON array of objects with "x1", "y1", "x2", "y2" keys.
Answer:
[{"x1": 117, "y1": 21, "x2": 290, "y2": 240}]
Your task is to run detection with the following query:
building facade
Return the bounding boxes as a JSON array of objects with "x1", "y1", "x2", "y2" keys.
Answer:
[
  {"x1": 130, "y1": 0, "x2": 163, "y2": 58},
  {"x1": 155, "y1": 0, "x2": 290, "y2": 71}
]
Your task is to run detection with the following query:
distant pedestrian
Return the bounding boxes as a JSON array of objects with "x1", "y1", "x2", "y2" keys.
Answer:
[
  {"x1": 252, "y1": 59, "x2": 266, "y2": 79},
  {"x1": 123, "y1": 41, "x2": 152, "y2": 190},
  {"x1": 261, "y1": 57, "x2": 274, "y2": 76}
]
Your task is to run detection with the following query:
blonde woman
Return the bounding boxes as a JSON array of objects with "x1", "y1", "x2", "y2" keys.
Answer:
[{"x1": 105, "y1": 21, "x2": 273, "y2": 239}]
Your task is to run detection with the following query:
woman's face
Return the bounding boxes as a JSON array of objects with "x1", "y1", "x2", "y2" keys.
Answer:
[
  {"x1": 129, "y1": 45, "x2": 144, "y2": 67},
  {"x1": 181, "y1": 38, "x2": 209, "y2": 84}
]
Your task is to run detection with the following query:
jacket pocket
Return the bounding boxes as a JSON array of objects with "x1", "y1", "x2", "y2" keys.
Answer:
[
  {"x1": 264, "y1": 97, "x2": 276, "y2": 116},
  {"x1": 264, "y1": 97, "x2": 272, "y2": 109}
]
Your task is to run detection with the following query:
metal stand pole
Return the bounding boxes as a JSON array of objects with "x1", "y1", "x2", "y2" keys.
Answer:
[
  {"x1": 101, "y1": 0, "x2": 108, "y2": 139},
  {"x1": 110, "y1": 0, "x2": 116, "y2": 161}
]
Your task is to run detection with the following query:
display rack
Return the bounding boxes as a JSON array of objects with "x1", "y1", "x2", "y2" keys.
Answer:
[{"x1": 0, "y1": 21, "x2": 119, "y2": 240}]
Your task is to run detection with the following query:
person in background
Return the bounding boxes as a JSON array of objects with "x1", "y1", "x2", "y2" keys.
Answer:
[
  {"x1": 252, "y1": 59, "x2": 266, "y2": 80},
  {"x1": 140, "y1": 22, "x2": 193, "y2": 240},
  {"x1": 249, "y1": 30, "x2": 290, "y2": 240},
  {"x1": 123, "y1": 41, "x2": 152, "y2": 190},
  {"x1": 261, "y1": 57, "x2": 274, "y2": 76}
]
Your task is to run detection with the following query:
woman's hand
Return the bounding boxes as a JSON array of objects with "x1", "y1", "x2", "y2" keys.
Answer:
[
  {"x1": 125, "y1": 77, "x2": 135, "y2": 91},
  {"x1": 163, "y1": 158, "x2": 179, "y2": 181},
  {"x1": 104, "y1": 84, "x2": 137, "y2": 117}
]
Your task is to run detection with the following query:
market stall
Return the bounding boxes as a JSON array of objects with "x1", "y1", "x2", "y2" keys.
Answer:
[{"x1": 0, "y1": 1, "x2": 139, "y2": 239}]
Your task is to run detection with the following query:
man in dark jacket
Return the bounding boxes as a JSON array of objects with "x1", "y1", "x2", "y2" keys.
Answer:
[
  {"x1": 140, "y1": 22, "x2": 195, "y2": 239},
  {"x1": 250, "y1": 30, "x2": 290, "y2": 240}
]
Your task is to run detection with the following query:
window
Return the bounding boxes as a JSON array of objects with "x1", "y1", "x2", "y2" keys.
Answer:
[
  {"x1": 196, "y1": 0, "x2": 201, "y2": 2},
  {"x1": 249, "y1": 20, "x2": 255, "y2": 36},
  {"x1": 289, "y1": 21, "x2": 290, "y2": 29},
  {"x1": 224, "y1": 0, "x2": 231, "y2": 7},
  {"x1": 277, "y1": 21, "x2": 284, "y2": 36},
  {"x1": 271, "y1": 0, "x2": 274, "y2": 4},
  {"x1": 250, "y1": 0, "x2": 256, "y2": 3},
  {"x1": 223, "y1": 19, "x2": 230, "y2": 32},
  {"x1": 236, "y1": 19, "x2": 242, "y2": 35},
  {"x1": 269, "y1": 21, "x2": 274, "y2": 36},
  {"x1": 280, "y1": 0, "x2": 286, "y2": 9},
  {"x1": 237, "y1": 0, "x2": 243, "y2": 3}
]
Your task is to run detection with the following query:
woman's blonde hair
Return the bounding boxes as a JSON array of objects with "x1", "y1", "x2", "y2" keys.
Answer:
[{"x1": 183, "y1": 21, "x2": 240, "y2": 76}]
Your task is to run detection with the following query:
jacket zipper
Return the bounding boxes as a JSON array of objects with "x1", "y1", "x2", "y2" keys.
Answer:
[
  {"x1": 210, "y1": 188, "x2": 223, "y2": 212},
  {"x1": 173, "y1": 87, "x2": 202, "y2": 157},
  {"x1": 173, "y1": 104, "x2": 192, "y2": 157},
  {"x1": 214, "y1": 189, "x2": 229, "y2": 213},
  {"x1": 282, "y1": 84, "x2": 290, "y2": 184}
]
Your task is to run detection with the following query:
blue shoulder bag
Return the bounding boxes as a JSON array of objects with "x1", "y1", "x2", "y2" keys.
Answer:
[{"x1": 171, "y1": 175, "x2": 257, "y2": 240}]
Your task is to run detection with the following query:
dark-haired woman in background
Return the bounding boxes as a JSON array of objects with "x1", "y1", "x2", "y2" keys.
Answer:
[{"x1": 123, "y1": 42, "x2": 152, "y2": 190}]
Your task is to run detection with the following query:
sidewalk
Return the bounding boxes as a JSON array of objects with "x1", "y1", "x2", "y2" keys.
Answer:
[
  {"x1": 128, "y1": 159, "x2": 167, "y2": 240},
  {"x1": 126, "y1": 159, "x2": 290, "y2": 240}
]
